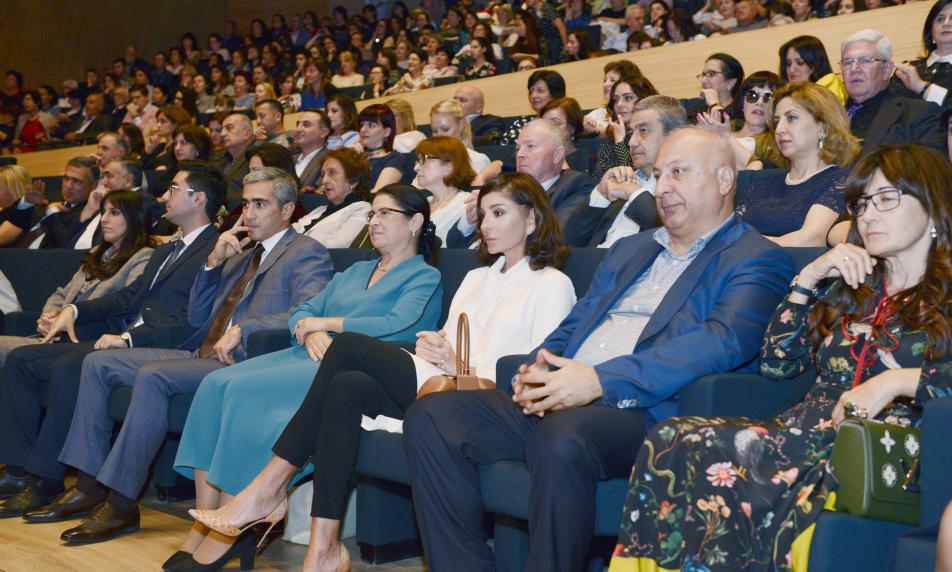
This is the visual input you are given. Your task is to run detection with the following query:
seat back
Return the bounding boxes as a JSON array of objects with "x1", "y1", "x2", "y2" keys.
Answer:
[{"x1": 0, "y1": 248, "x2": 87, "y2": 312}]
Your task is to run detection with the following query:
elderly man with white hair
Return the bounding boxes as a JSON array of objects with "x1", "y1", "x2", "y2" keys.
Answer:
[{"x1": 841, "y1": 29, "x2": 945, "y2": 156}]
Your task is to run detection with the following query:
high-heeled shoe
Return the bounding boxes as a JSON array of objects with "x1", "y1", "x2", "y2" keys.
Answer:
[
  {"x1": 165, "y1": 530, "x2": 257, "y2": 571},
  {"x1": 161, "y1": 550, "x2": 191, "y2": 570},
  {"x1": 189, "y1": 497, "x2": 287, "y2": 547},
  {"x1": 336, "y1": 542, "x2": 352, "y2": 572}
]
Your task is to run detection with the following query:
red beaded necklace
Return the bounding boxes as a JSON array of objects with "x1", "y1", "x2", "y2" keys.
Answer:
[{"x1": 840, "y1": 276, "x2": 901, "y2": 388}]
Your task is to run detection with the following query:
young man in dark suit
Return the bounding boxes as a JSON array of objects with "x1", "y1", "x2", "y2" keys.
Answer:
[{"x1": 0, "y1": 161, "x2": 226, "y2": 517}]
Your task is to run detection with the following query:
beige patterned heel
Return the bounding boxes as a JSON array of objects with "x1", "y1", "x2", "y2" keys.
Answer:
[
  {"x1": 337, "y1": 542, "x2": 352, "y2": 572},
  {"x1": 189, "y1": 497, "x2": 288, "y2": 543}
]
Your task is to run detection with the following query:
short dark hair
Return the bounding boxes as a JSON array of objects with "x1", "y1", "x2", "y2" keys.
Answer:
[
  {"x1": 778, "y1": 36, "x2": 833, "y2": 82},
  {"x1": 325, "y1": 147, "x2": 371, "y2": 199},
  {"x1": 527, "y1": 70, "x2": 566, "y2": 99},
  {"x1": 475, "y1": 173, "x2": 567, "y2": 270},
  {"x1": 357, "y1": 104, "x2": 396, "y2": 151},
  {"x1": 178, "y1": 160, "x2": 227, "y2": 219},
  {"x1": 300, "y1": 108, "x2": 331, "y2": 130},
  {"x1": 245, "y1": 142, "x2": 297, "y2": 180},
  {"x1": 375, "y1": 184, "x2": 440, "y2": 265},
  {"x1": 174, "y1": 124, "x2": 212, "y2": 161},
  {"x1": 254, "y1": 98, "x2": 284, "y2": 120},
  {"x1": 66, "y1": 155, "x2": 100, "y2": 183},
  {"x1": 739, "y1": 71, "x2": 785, "y2": 97},
  {"x1": 5, "y1": 70, "x2": 23, "y2": 89},
  {"x1": 107, "y1": 155, "x2": 143, "y2": 188},
  {"x1": 130, "y1": 85, "x2": 149, "y2": 97},
  {"x1": 539, "y1": 98, "x2": 585, "y2": 142}
]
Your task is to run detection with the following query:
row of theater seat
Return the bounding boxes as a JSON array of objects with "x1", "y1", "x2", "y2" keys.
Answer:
[{"x1": 0, "y1": 246, "x2": 946, "y2": 571}]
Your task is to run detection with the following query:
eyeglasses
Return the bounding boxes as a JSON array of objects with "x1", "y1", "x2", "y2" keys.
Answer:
[
  {"x1": 696, "y1": 70, "x2": 725, "y2": 80},
  {"x1": 167, "y1": 184, "x2": 198, "y2": 195},
  {"x1": 839, "y1": 57, "x2": 887, "y2": 69},
  {"x1": 415, "y1": 154, "x2": 441, "y2": 166},
  {"x1": 367, "y1": 207, "x2": 412, "y2": 222},
  {"x1": 845, "y1": 188, "x2": 903, "y2": 217},
  {"x1": 744, "y1": 90, "x2": 773, "y2": 104}
]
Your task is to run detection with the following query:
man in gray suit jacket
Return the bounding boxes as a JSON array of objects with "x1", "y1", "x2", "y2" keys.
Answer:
[
  {"x1": 28, "y1": 168, "x2": 334, "y2": 543},
  {"x1": 293, "y1": 109, "x2": 331, "y2": 190}
]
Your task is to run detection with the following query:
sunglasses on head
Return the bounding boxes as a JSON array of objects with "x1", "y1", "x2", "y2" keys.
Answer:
[{"x1": 744, "y1": 90, "x2": 773, "y2": 104}]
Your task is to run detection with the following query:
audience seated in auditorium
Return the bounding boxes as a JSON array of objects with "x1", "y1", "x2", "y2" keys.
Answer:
[
  {"x1": 170, "y1": 185, "x2": 442, "y2": 571},
  {"x1": 44, "y1": 168, "x2": 332, "y2": 546},
  {"x1": 541, "y1": 97, "x2": 594, "y2": 175},
  {"x1": 842, "y1": 29, "x2": 946, "y2": 156},
  {"x1": 0, "y1": 191, "x2": 153, "y2": 366},
  {"x1": 358, "y1": 104, "x2": 411, "y2": 193},
  {"x1": 33, "y1": 156, "x2": 99, "y2": 249},
  {"x1": 404, "y1": 127, "x2": 794, "y2": 572},
  {"x1": 735, "y1": 82, "x2": 859, "y2": 247},
  {"x1": 425, "y1": 99, "x2": 491, "y2": 182},
  {"x1": 0, "y1": 161, "x2": 225, "y2": 520},
  {"x1": 123, "y1": 85, "x2": 158, "y2": 133},
  {"x1": 293, "y1": 147, "x2": 371, "y2": 248},
  {"x1": 683, "y1": 52, "x2": 745, "y2": 120},
  {"x1": 779, "y1": 35, "x2": 847, "y2": 103},
  {"x1": 189, "y1": 173, "x2": 576, "y2": 572},
  {"x1": 213, "y1": 113, "x2": 254, "y2": 208},
  {"x1": 611, "y1": 143, "x2": 952, "y2": 572},
  {"x1": 386, "y1": 98, "x2": 427, "y2": 154},
  {"x1": 61, "y1": 94, "x2": 112, "y2": 143},
  {"x1": 499, "y1": 70, "x2": 566, "y2": 146},
  {"x1": 291, "y1": 109, "x2": 330, "y2": 190},
  {"x1": 603, "y1": 5, "x2": 649, "y2": 52},
  {"x1": 593, "y1": 72, "x2": 660, "y2": 182},
  {"x1": 566, "y1": 95, "x2": 685, "y2": 248},
  {"x1": 583, "y1": 60, "x2": 645, "y2": 137},
  {"x1": 13, "y1": 91, "x2": 56, "y2": 153},
  {"x1": 143, "y1": 106, "x2": 191, "y2": 171}
]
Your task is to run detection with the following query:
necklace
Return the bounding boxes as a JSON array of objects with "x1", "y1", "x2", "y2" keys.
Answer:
[
  {"x1": 785, "y1": 164, "x2": 832, "y2": 186},
  {"x1": 377, "y1": 259, "x2": 401, "y2": 272}
]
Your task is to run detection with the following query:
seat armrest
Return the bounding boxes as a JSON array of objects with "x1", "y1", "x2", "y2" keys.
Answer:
[
  {"x1": 495, "y1": 355, "x2": 530, "y2": 396},
  {"x1": 679, "y1": 368, "x2": 816, "y2": 420},
  {"x1": 920, "y1": 397, "x2": 952, "y2": 525},
  {"x1": 247, "y1": 329, "x2": 291, "y2": 358}
]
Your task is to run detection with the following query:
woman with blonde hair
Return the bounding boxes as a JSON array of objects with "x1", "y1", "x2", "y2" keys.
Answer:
[
  {"x1": 428, "y1": 99, "x2": 491, "y2": 175},
  {"x1": 0, "y1": 165, "x2": 35, "y2": 246},
  {"x1": 330, "y1": 51, "x2": 365, "y2": 88},
  {"x1": 253, "y1": 82, "x2": 276, "y2": 103},
  {"x1": 386, "y1": 98, "x2": 426, "y2": 153},
  {"x1": 734, "y1": 81, "x2": 860, "y2": 247}
]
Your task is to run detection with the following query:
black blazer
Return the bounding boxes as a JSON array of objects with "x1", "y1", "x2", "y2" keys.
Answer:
[
  {"x1": 39, "y1": 203, "x2": 88, "y2": 249},
  {"x1": 564, "y1": 191, "x2": 660, "y2": 248},
  {"x1": 72, "y1": 224, "x2": 218, "y2": 348},
  {"x1": 470, "y1": 113, "x2": 507, "y2": 146},
  {"x1": 859, "y1": 94, "x2": 946, "y2": 157}
]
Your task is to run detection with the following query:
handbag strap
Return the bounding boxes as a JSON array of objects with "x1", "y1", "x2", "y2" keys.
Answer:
[{"x1": 456, "y1": 312, "x2": 470, "y2": 375}]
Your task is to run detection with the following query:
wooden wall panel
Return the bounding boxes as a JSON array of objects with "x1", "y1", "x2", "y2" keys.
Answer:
[
  {"x1": 12, "y1": 2, "x2": 933, "y2": 176},
  {"x1": 0, "y1": 0, "x2": 227, "y2": 88}
]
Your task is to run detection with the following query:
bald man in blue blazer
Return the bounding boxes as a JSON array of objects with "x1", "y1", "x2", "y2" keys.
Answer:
[{"x1": 405, "y1": 128, "x2": 797, "y2": 572}]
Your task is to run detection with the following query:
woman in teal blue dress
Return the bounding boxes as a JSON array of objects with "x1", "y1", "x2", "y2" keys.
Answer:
[{"x1": 169, "y1": 184, "x2": 442, "y2": 571}]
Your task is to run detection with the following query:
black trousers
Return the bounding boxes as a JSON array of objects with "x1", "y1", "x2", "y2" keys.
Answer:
[
  {"x1": 403, "y1": 389, "x2": 649, "y2": 572},
  {"x1": 0, "y1": 341, "x2": 97, "y2": 480},
  {"x1": 272, "y1": 332, "x2": 417, "y2": 519}
]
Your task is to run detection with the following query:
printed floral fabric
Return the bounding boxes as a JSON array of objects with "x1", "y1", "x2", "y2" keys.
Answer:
[{"x1": 611, "y1": 294, "x2": 952, "y2": 571}]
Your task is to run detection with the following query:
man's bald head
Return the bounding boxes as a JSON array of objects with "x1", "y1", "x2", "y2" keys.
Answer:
[
  {"x1": 653, "y1": 127, "x2": 736, "y2": 250},
  {"x1": 453, "y1": 85, "x2": 485, "y2": 116}
]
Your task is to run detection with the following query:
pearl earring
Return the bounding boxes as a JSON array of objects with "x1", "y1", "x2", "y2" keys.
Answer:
[
  {"x1": 931, "y1": 224, "x2": 937, "y2": 239},
  {"x1": 818, "y1": 136, "x2": 825, "y2": 150},
  {"x1": 411, "y1": 230, "x2": 418, "y2": 238}
]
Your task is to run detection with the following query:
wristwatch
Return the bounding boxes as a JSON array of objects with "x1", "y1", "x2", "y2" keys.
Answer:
[
  {"x1": 120, "y1": 332, "x2": 132, "y2": 347},
  {"x1": 789, "y1": 275, "x2": 820, "y2": 300}
]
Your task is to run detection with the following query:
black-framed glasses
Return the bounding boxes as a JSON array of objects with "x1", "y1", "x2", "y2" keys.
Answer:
[
  {"x1": 744, "y1": 90, "x2": 773, "y2": 104},
  {"x1": 696, "y1": 70, "x2": 725, "y2": 80},
  {"x1": 367, "y1": 207, "x2": 412, "y2": 222},
  {"x1": 839, "y1": 57, "x2": 887, "y2": 69},
  {"x1": 415, "y1": 154, "x2": 441, "y2": 166},
  {"x1": 846, "y1": 189, "x2": 903, "y2": 217},
  {"x1": 167, "y1": 184, "x2": 198, "y2": 195}
]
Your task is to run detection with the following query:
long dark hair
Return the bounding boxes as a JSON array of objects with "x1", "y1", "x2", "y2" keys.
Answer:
[
  {"x1": 810, "y1": 145, "x2": 952, "y2": 360},
  {"x1": 82, "y1": 190, "x2": 156, "y2": 280},
  {"x1": 707, "y1": 53, "x2": 745, "y2": 117},
  {"x1": 375, "y1": 184, "x2": 440, "y2": 265},
  {"x1": 475, "y1": 173, "x2": 568, "y2": 270}
]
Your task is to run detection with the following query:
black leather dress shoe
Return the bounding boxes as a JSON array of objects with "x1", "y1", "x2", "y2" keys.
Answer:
[
  {"x1": 0, "y1": 470, "x2": 28, "y2": 500},
  {"x1": 0, "y1": 477, "x2": 60, "y2": 518},
  {"x1": 22, "y1": 486, "x2": 106, "y2": 523},
  {"x1": 60, "y1": 501, "x2": 140, "y2": 544}
]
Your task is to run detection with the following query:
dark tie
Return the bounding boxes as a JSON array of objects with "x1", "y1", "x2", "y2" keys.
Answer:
[
  {"x1": 15, "y1": 225, "x2": 46, "y2": 248},
  {"x1": 152, "y1": 240, "x2": 187, "y2": 287},
  {"x1": 197, "y1": 244, "x2": 264, "y2": 358},
  {"x1": 847, "y1": 103, "x2": 864, "y2": 120}
]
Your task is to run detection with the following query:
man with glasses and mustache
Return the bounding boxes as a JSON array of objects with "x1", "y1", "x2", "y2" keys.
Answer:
[{"x1": 840, "y1": 29, "x2": 945, "y2": 157}]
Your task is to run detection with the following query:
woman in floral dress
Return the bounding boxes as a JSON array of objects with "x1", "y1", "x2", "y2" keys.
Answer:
[{"x1": 610, "y1": 144, "x2": 952, "y2": 572}]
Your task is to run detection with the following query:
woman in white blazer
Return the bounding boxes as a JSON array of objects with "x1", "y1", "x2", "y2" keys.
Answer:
[
  {"x1": 186, "y1": 172, "x2": 577, "y2": 572},
  {"x1": 413, "y1": 136, "x2": 477, "y2": 246},
  {"x1": 292, "y1": 147, "x2": 371, "y2": 248}
]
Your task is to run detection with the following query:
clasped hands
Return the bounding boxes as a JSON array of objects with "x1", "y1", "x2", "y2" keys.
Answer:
[
  {"x1": 415, "y1": 330, "x2": 457, "y2": 374},
  {"x1": 598, "y1": 166, "x2": 641, "y2": 202},
  {"x1": 39, "y1": 306, "x2": 128, "y2": 349},
  {"x1": 513, "y1": 349, "x2": 603, "y2": 417}
]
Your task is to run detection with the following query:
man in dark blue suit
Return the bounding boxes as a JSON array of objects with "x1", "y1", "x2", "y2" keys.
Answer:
[
  {"x1": 26, "y1": 168, "x2": 335, "y2": 543},
  {"x1": 0, "y1": 161, "x2": 226, "y2": 517},
  {"x1": 446, "y1": 119, "x2": 592, "y2": 247},
  {"x1": 404, "y1": 128, "x2": 796, "y2": 572}
]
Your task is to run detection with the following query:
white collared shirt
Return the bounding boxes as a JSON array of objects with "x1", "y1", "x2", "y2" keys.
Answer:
[
  {"x1": 923, "y1": 51, "x2": 952, "y2": 105},
  {"x1": 295, "y1": 146, "x2": 324, "y2": 178},
  {"x1": 600, "y1": 175, "x2": 657, "y2": 248}
]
